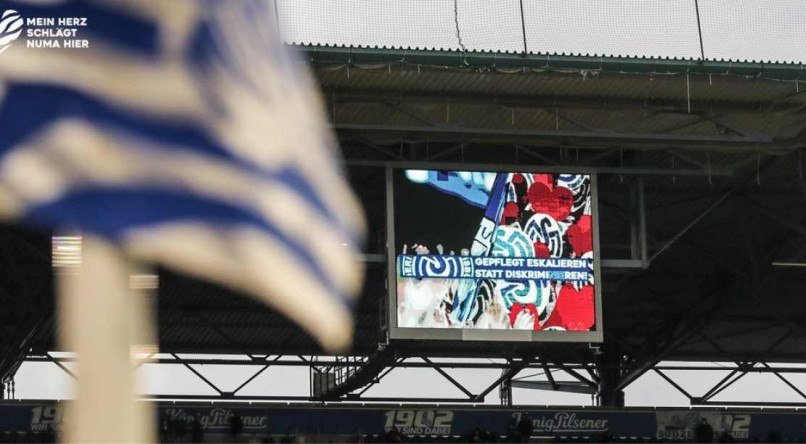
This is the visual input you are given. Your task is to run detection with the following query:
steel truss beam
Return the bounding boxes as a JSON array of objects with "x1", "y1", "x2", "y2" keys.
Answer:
[
  {"x1": 26, "y1": 354, "x2": 806, "y2": 405},
  {"x1": 421, "y1": 357, "x2": 474, "y2": 398},
  {"x1": 44, "y1": 352, "x2": 76, "y2": 381},
  {"x1": 613, "y1": 158, "x2": 785, "y2": 392},
  {"x1": 652, "y1": 362, "x2": 806, "y2": 406},
  {"x1": 512, "y1": 359, "x2": 599, "y2": 395},
  {"x1": 0, "y1": 317, "x2": 50, "y2": 386},
  {"x1": 0, "y1": 226, "x2": 52, "y2": 393},
  {"x1": 28, "y1": 355, "x2": 806, "y2": 373},
  {"x1": 160, "y1": 353, "x2": 286, "y2": 398}
]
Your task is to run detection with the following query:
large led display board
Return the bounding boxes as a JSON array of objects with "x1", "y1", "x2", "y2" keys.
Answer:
[{"x1": 387, "y1": 168, "x2": 602, "y2": 342}]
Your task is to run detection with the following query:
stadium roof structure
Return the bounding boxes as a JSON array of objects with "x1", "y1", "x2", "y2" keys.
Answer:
[
  {"x1": 277, "y1": 0, "x2": 806, "y2": 65},
  {"x1": 2, "y1": 45, "x2": 806, "y2": 406}
]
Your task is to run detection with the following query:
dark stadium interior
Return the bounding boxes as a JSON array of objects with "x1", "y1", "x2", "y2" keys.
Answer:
[{"x1": 2, "y1": 46, "x2": 806, "y2": 410}]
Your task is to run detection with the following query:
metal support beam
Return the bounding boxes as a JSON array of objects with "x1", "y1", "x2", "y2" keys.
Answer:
[
  {"x1": 474, "y1": 357, "x2": 535, "y2": 402},
  {"x1": 421, "y1": 357, "x2": 474, "y2": 398},
  {"x1": 700, "y1": 368, "x2": 747, "y2": 402},
  {"x1": 145, "y1": 394, "x2": 312, "y2": 401},
  {"x1": 649, "y1": 186, "x2": 739, "y2": 264},
  {"x1": 499, "y1": 376, "x2": 513, "y2": 406},
  {"x1": 630, "y1": 177, "x2": 648, "y2": 268},
  {"x1": 511, "y1": 380, "x2": 596, "y2": 395},
  {"x1": 648, "y1": 157, "x2": 779, "y2": 265},
  {"x1": 32, "y1": 354, "x2": 806, "y2": 373},
  {"x1": 171, "y1": 353, "x2": 225, "y2": 396},
  {"x1": 231, "y1": 364, "x2": 270, "y2": 395},
  {"x1": 692, "y1": 400, "x2": 806, "y2": 407},
  {"x1": 231, "y1": 355, "x2": 285, "y2": 396},
  {"x1": 325, "y1": 89, "x2": 802, "y2": 117},
  {"x1": 344, "y1": 159, "x2": 733, "y2": 177},
  {"x1": 356, "y1": 365, "x2": 397, "y2": 396},
  {"x1": 763, "y1": 363, "x2": 806, "y2": 401},
  {"x1": 596, "y1": 344, "x2": 624, "y2": 407},
  {"x1": 0, "y1": 316, "x2": 50, "y2": 385},
  {"x1": 335, "y1": 123, "x2": 772, "y2": 148},
  {"x1": 799, "y1": 149, "x2": 806, "y2": 204},
  {"x1": 541, "y1": 362, "x2": 557, "y2": 390},
  {"x1": 601, "y1": 259, "x2": 645, "y2": 268},
  {"x1": 553, "y1": 361, "x2": 597, "y2": 388},
  {"x1": 360, "y1": 254, "x2": 386, "y2": 263},
  {"x1": 45, "y1": 353, "x2": 77, "y2": 381},
  {"x1": 23, "y1": 352, "x2": 806, "y2": 405},
  {"x1": 653, "y1": 369, "x2": 693, "y2": 401}
]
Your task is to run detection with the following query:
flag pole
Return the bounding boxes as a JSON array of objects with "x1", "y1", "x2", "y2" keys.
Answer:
[{"x1": 57, "y1": 236, "x2": 154, "y2": 442}]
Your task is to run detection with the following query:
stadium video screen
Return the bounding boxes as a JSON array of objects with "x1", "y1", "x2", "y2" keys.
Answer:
[{"x1": 389, "y1": 169, "x2": 601, "y2": 342}]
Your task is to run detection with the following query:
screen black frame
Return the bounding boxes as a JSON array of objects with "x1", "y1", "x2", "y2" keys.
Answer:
[{"x1": 386, "y1": 165, "x2": 603, "y2": 343}]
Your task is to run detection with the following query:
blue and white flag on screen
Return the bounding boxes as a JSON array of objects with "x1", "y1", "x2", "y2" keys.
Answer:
[{"x1": 0, "y1": 0, "x2": 365, "y2": 352}]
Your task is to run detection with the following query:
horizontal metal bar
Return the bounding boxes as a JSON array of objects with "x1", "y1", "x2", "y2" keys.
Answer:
[
  {"x1": 601, "y1": 259, "x2": 645, "y2": 268},
  {"x1": 344, "y1": 396, "x2": 475, "y2": 403},
  {"x1": 691, "y1": 399, "x2": 806, "y2": 407},
  {"x1": 655, "y1": 366, "x2": 806, "y2": 373},
  {"x1": 336, "y1": 123, "x2": 772, "y2": 147},
  {"x1": 145, "y1": 394, "x2": 474, "y2": 404},
  {"x1": 344, "y1": 159, "x2": 733, "y2": 177},
  {"x1": 511, "y1": 380, "x2": 596, "y2": 395},
  {"x1": 143, "y1": 394, "x2": 312, "y2": 401},
  {"x1": 360, "y1": 254, "x2": 386, "y2": 263},
  {"x1": 141, "y1": 394, "x2": 806, "y2": 407},
  {"x1": 772, "y1": 262, "x2": 806, "y2": 268},
  {"x1": 26, "y1": 355, "x2": 806, "y2": 373},
  {"x1": 322, "y1": 87, "x2": 806, "y2": 116}
]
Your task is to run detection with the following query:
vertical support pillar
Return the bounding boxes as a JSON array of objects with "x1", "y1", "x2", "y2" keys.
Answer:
[
  {"x1": 596, "y1": 344, "x2": 624, "y2": 407},
  {"x1": 630, "y1": 177, "x2": 648, "y2": 268},
  {"x1": 500, "y1": 376, "x2": 513, "y2": 406}
]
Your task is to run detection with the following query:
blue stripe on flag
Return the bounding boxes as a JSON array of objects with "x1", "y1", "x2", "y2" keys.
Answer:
[
  {"x1": 187, "y1": 0, "x2": 296, "y2": 98},
  {"x1": 0, "y1": 85, "x2": 359, "y2": 244},
  {"x1": 22, "y1": 186, "x2": 353, "y2": 309}
]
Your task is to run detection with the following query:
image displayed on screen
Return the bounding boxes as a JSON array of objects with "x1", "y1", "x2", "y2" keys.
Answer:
[{"x1": 394, "y1": 170, "x2": 596, "y2": 332}]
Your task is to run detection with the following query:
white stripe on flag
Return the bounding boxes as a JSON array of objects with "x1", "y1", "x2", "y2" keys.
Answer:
[
  {"x1": 0, "y1": 0, "x2": 365, "y2": 353},
  {"x1": 123, "y1": 223, "x2": 354, "y2": 351},
  {"x1": 0, "y1": 119, "x2": 364, "y2": 298},
  {"x1": 0, "y1": 3, "x2": 366, "y2": 240}
]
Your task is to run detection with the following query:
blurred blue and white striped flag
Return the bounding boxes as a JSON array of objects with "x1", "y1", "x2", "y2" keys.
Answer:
[{"x1": 0, "y1": 0, "x2": 365, "y2": 352}]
